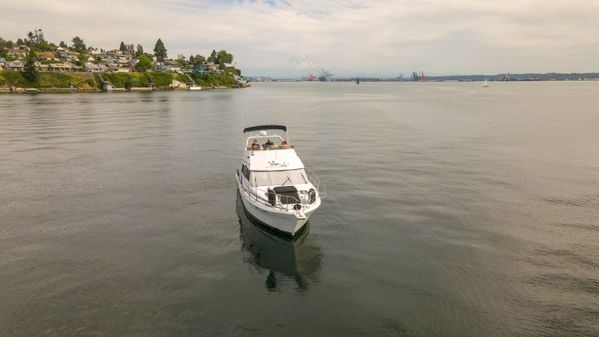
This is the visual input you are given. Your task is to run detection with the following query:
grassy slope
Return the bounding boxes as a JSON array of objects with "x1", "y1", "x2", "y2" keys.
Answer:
[
  {"x1": 176, "y1": 72, "x2": 238, "y2": 87},
  {"x1": 1, "y1": 70, "x2": 240, "y2": 89},
  {"x1": 0, "y1": 71, "x2": 96, "y2": 88},
  {"x1": 99, "y1": 72, "x2": 173, "y2": 88}
]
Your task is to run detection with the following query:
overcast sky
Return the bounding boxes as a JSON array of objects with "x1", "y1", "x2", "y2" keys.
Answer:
[{"x1": 2, "y1": 0, "x2": 599, "y2": 77}]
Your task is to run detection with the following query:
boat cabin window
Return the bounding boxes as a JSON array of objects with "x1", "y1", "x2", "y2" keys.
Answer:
[
  {"x1": 241, "y1": 165, "x2": 250, "y2": 180},
  {"x1": 250, "y1": 169, "x2": 308, "y2": 187}
]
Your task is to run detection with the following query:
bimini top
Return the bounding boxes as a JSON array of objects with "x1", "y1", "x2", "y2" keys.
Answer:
[{"x1": 243, "y1": 125, "x2": 287, "y2": 133}]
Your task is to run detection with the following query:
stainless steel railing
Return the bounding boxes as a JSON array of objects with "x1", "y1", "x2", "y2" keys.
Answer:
[{"x1": 237, "y1": 170, "x2": 321, "y2": 211}]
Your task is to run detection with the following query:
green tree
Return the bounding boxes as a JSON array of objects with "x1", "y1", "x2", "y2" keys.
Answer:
[
  {"x1": 216, "y1": 50, "x2": 233, "y2": 64},
  {"x1": 72, "y1": 36, "x2": 86, "y2": 52},
  {"x1": 75, "y1": 53, "x2": 86, "y2": 67},
  {"x1": 119, "y1": 41, "x2": 127, "y2": 51},
  {"x1": 227, "y1": 67, "x2": 241, "y2": 76},
  {"x1": 59, "y1": 41, "x2": 67, "y2": 48},
  {"x1": 16, "y1": 38, "x2": 24, "y2": 46},
  {"x1": 22, "y1": 50, "x2": 38, "y2": 82},
  {"x1": 135, "y1": 44, "x2": 144, "y2": 57},
  {"x1": 194, "y1": 54, "x2": 206, "y2": 65},
  {"x1": 153, "y1": 38, "x2": 167, "y2": 62},
  {"x1": 207, "y1": 49, "x2": 217, "y2": 63},
  {"x1": 176, "y1": 57, "x2": 189, "y2": 69},
  {"x1": 136, "y1": 54, "x2": 152, "y2": 71},
  {"x1": 36, "y1": 40, "x2": 52, "y2": 52},
  {"x1": 0, "y1": 38, "x2": 14, "y2": 57},
  {"x1": 189, "y1": 55, "x2": 195, "y2": 64}
]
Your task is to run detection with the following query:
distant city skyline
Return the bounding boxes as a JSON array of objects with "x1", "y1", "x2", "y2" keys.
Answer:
[{"x1": 2, "y1": 0, "x2": 599, "y2": 77}]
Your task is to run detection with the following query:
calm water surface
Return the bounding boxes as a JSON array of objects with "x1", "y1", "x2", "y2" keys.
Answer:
[{"x1": 1, "y1": 82, "x2": 598, "y2": 337}]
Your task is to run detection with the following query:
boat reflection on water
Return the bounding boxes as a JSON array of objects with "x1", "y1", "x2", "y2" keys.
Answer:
[{"x1": 236, "y1": 193, "x2": 322, "y2": 292}]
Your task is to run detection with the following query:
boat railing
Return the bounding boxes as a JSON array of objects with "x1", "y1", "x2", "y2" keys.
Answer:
[
  {"x1": 306, "y1": 170, "x2": 326, "y2": 199},
  {"x1": 237, "y1": 170, "x2": 321, "y2": 211}
]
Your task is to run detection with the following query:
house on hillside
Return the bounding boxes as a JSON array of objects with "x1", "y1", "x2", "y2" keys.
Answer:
[
  {"x1": 117, "y1": 56, "x2": 132, "y2": 67},
  {"x1": 194, "y1": 65, "x2": 208, "y2": 74},
  {"x1": 37, "y1": 51, "x2": 57, "y2": 61},
  {"x1": 55, "y1": 47, "x2": 79, "y2": 61},
  {"x1": 154, "y1": 63, "x2": 181, "y2": 72},
  {"x1": 84, "y1": 62, "x2": 108, "y2": 72},
  {"x1": 106, "y1": 49, "x2": 131, "y2": 57},
  {"x1": 35, "y1": 62, "x2": 50, "y2": 72},
  {"x1": 6, "y1": 60, "x2": 24, "y2": 71},
  {"x1": 49, "y1": 62, "x2": 76, "y2": 72},
  {"x1": 205, "y1": 63, "x2": 220, "y2": 72},
  {"x1": 88, "y1": 47, "x2": 102, "y2": 55},
  {"x1": 194, "y1": 63, "x2": 222, "y2": 74},
  {"x1": 0, "y1": 58, "x2": 6, "y2": 69},
  {"x1": 7, "y1": 46, "x2": 30, "y2": 59}
]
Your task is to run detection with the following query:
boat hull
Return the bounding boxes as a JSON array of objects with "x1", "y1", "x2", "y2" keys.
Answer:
[
  {"x1": 236, "y1": 174, "x2": 318, "y2": 238},
  {"x1": 238, "y1": 190, "x2": 313, "y2": 238}
]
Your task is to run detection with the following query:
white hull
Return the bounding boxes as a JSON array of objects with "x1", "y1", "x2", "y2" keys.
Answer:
[
  {"x1": 236, "y1": 176, "x2": 319, "y2": 237},
  {"x1": 189, "y1": 86, "x2": 202, "y2": 91}
]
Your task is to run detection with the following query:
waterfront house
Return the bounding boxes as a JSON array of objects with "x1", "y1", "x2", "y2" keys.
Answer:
[
  {"x1": 205, "y1": 63, "x2": 220, "y2": 72},
  {"x1": 49, "y1": 62, "x2": 76, "y2": 72},
  {"x1": 84, "y1": 62, "x2": 108, "y2": 72},
  {"x1": 194, "y1": 65, "x2": 207, "y2": 74},
  {"x1": 153, "y1": 63, "x2": 181, "y2": 72},
  {"x1": 6, "y1": 60, "x2": 24, "y2": 71},
  {"x1": 34, "y1": 62, "x2": 51, "y2": 72},
  {"x1": 194, "y1": 63, "x2": 221, "y2": 74}
]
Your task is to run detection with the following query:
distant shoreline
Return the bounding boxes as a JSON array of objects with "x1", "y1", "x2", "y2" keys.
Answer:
[{"x1": 249, "y1": 72, "x2": 599, "y2": 82}]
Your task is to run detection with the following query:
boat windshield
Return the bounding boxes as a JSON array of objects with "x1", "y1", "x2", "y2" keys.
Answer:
[{"x1": 251, "y1": 169, "x2": 308, "y2": 187}]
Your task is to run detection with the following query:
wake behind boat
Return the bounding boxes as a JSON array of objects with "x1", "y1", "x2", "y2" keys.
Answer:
[{"x1": 236, "y1": 125, "x2": 322, "y2": 238}]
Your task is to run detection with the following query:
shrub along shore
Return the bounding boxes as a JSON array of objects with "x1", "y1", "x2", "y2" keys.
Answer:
[{"x1": 0, "y1": 70, "x2": 244, "y2": 93}]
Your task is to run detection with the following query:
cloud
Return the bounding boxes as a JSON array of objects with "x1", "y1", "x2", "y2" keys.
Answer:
[{"x1": 1, "y1": 0, "x2": 599, "y2": 77}]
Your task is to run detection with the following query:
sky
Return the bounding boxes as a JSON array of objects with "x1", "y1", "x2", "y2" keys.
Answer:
[{"x1": 2, "y1": 0, "x2": 599, "y2": 78}]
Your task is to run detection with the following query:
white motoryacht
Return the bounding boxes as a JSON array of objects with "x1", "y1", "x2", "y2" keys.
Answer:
[{"x1": 236, "y1": 125, "x2": 322, "y2": 237}]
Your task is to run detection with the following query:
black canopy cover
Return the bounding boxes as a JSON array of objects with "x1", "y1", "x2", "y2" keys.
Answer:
[{"x1": 243, "y1": 125, "x2": 287, "y2": 133}]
